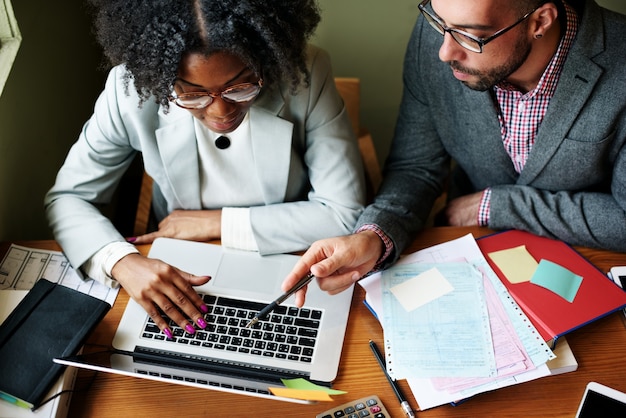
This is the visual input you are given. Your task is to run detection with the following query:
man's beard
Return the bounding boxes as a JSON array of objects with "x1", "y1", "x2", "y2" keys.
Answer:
[{"x1": 449, "y1": 37, "x2": 532, "y2": 91}]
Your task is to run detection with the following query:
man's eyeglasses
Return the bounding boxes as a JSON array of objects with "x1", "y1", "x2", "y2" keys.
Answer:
[
  {"x1": 418, "y1": 0, "x2": 539, "y2": 53},
  {"x1": 169, "y1": 79, "x2": 263, "y2": 109}
]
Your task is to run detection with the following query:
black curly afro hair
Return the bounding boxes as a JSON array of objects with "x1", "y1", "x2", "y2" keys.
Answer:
[{"x1": 87, "y1": 0, "x2": 321, "y2": 108}]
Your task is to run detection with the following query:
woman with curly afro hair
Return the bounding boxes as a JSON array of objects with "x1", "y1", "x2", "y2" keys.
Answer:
[{"x1": 45, "y1": 0, "x2": 365, "y2": 338}]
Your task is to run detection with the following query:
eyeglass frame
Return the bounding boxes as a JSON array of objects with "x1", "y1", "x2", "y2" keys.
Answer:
[
  {"x1": 418, "y1": 0, "x2": 540, "y2": 53},
  {"x1": 169, "y1": 78, "x2": 264, "y2": 109}
]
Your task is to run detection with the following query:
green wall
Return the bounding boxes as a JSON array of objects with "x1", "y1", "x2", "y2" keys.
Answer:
[
  {"x1": 0, "y1": 0, "x2": 624, "y2": 241},
  {"x1": 314, "y1": 0, "x2": 418, "y2": 161},
  {"x1": 0, "y1": 1, "x2": 106, "y2": 241},
  {"x1": 597, "y1": 0, "x2": 626, "y2": 14}
]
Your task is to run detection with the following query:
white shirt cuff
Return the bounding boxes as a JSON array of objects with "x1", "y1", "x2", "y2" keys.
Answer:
[
  {"x1": 221, "y1": 207, "x2": 259, "y2": 252},
  {"x1": 82, "y1": 241, "x2": 140, "y2": 288}
]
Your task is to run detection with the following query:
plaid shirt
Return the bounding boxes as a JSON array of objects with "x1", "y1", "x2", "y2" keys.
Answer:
[
  {"x1": 356, "y1": 223, "x2": 394, "y2": 270},
  {"x1": 478, "y1": 2, "x2": 579, "y2": 225}
]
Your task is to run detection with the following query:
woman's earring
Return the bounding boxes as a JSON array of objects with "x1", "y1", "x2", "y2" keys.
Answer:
[{"x1": 534, "y1": 33, "x2": 543, "y2": 39}]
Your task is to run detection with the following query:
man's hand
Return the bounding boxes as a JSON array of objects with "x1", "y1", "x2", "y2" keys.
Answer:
[
  {"x1": 132, "y1": 209, "x2": 222, "y2": 245},
  {"x1": 443, "y1": 192, "x2": 482, "y2": 226},
  {"x1": 282, "y1": 231, "x2": 385, "y2": 307}
]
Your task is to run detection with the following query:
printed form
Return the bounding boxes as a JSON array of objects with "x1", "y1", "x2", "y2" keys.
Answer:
[
  {"x1": 359, "y1": 233, "x2": 555, "y2": 409},
  {"x1": 381, "y1": 262, "x2": 496, "y2": 379},
  {"x1": 0, "y1": 244, "x2": 118, "y2": 306}
]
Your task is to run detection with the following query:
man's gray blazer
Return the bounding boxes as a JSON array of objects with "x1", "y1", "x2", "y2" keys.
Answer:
[{"x1": 358, "y1": 0, "x2": 626, "y2": 257}]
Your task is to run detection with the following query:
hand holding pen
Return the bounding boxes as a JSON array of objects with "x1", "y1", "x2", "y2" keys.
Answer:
[
  {"x1": 246, "y1": 272, "x2": 315, "y2": 328},
  {"x1": 369, "y1": 339, "x2": 416, "y2": 418}
]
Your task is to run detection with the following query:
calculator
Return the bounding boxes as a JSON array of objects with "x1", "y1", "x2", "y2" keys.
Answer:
[{"x1": 316, "y1": 395, "x2": 389, "y2": 418}]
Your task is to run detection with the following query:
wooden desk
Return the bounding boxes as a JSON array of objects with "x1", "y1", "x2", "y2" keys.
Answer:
[{"x1": 5, "y1": 227, "x2": 626, "y2": 417}]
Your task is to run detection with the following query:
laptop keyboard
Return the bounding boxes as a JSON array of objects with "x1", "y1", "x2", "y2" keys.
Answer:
[{"x1": 141, "y1": 294, "x2": 323, "y2": 364}]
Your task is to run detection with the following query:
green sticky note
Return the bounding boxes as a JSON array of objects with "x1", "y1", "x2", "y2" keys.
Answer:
[
  {"x1": 281, "y1": 378, "x2": 347, "y2": 395},
  {"x1": 530, "y1": 259, "x2": 583, "y2": 303}
]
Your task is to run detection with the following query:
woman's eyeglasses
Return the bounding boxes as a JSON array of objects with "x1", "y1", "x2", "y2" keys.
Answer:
[{"x1": 169, "y1": 79, "x2": 263, "y2": 109}]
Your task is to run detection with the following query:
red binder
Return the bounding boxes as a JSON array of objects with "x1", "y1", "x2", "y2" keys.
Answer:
[{"x1": 477, "y1": 230, "x2": 626, "y2": 347}]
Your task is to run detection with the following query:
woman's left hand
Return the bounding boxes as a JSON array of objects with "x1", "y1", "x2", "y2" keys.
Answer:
[{"x1": 132, "y1": 209, "x2": 222, "y2": 244}]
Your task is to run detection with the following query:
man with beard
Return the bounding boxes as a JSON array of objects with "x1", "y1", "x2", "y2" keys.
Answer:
[{"x1": 282, "y1": 0, "x2": 626, "y2": 306}]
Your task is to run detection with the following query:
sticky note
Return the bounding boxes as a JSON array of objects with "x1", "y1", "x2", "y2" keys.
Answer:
[
  {"x1": 488, "y1": 245, "x2": 538, "y2": 284},
  {"x1": 281, "y1": 378, "x2": 347, "y2": 395},
  {"x1": 268, "y1": 387, "x2": 334, "y2": 401},
  {"x1": 530, "y1": 259, "x2": 583, "y2": 303},
  {"x1": 390, "y1": 267, "x2": 454, "y2": 312}
]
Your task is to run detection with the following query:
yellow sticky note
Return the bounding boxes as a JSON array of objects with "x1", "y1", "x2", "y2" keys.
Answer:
[
  {"x1": 488, "y1": 245, "x2": 538, "y2": 284},
  {"x1": 268, "y1": 387, "x2": 334, "y2": 401}
]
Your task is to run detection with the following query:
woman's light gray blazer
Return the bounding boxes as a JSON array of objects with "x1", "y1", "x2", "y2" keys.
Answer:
[{"x1": 45, "y1": 45, "x2": 365, "y2": 271}]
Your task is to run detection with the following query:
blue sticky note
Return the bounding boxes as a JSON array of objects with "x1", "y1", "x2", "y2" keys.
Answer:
[{"x1": 530, "y1": 259, "x2": 583, "y2": 303}]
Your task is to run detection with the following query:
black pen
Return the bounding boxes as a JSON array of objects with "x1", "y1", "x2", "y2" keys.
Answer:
[
  {"x1": 369, "y1": 339, "x2": 416, "y2": 418},
  {"x1": 245, "y1": 272, "x2": 315, "y2": 328}
]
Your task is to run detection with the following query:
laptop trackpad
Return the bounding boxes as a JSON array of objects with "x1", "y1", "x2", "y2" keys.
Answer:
[{"x1": 211, "y1": 252, "x2": 283, "y2": 295}]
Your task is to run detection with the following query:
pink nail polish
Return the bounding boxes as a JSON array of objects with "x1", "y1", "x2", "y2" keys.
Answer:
[
  {"x1": 127, "y1": 237, "x2": 137, "y2": 243},
  {"x1": 163, "y1": 328, "x2": 173, "y2": 339},
  {"x1": 197, "y1": 318, "x2": 207, "y2": 329},
  {"x1": 185, "y1": 324, "x2": 196, "y2": 334},
  {"x1": 200, "y1": 304, "x2": 209, "y2": 314}
]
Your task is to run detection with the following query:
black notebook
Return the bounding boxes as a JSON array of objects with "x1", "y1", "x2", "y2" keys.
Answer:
[{"x1": 0, "y1": 279, "x2": 110, "y2": 409}]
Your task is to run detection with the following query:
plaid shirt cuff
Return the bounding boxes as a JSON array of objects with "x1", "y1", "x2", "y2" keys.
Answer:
[
  {"x1": 356, "y1": 224, "x2": 394, "y2": 269},
  {"x1": 478, "y1": 188, "x2": 491, "y2": 226}
]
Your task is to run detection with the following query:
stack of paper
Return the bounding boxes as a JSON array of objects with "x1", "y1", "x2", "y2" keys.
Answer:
[
  {"x1": 360, "y1": 234, "x2": 562, "y2": 410},
  {"x1": 0, "y1": 244, "x2": 118, "y2": 306}
]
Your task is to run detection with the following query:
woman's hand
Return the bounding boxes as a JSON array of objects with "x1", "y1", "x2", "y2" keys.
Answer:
[
  {"x1": 131, "y1": 209, "x2": 222, "y2": 245},
  {"x1": 111, "y1": 253, "x2": 212, "y2": 338},
  {"x1": 282, "y1": 231, "x2": 384, "y2": 307}
]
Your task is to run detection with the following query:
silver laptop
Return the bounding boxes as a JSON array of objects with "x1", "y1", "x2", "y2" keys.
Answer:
[{"x1": 56, "y1": 238, "x2": 354, "y2": 403}]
